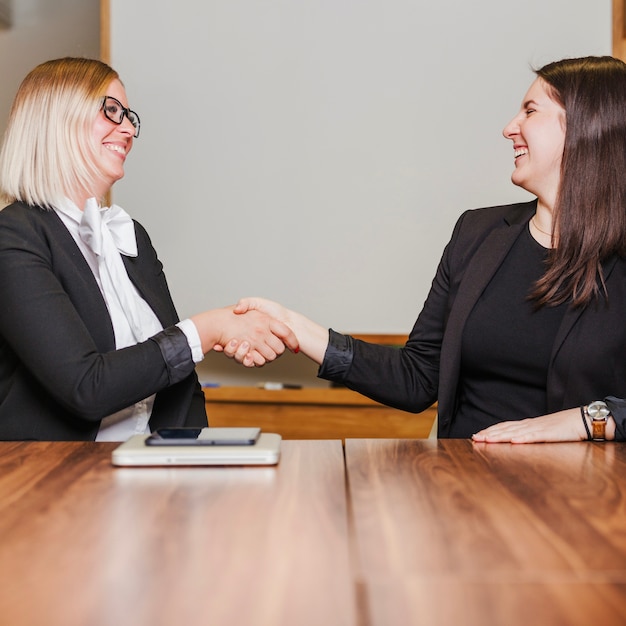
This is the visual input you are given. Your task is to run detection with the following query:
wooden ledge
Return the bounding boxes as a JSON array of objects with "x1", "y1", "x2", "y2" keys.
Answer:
[
  {"x1": 203, "y1": 386, "x2": 437, "y2": 440},
  {"x1": 204, "y1": 385, "x2": 410, "y2": 406}
]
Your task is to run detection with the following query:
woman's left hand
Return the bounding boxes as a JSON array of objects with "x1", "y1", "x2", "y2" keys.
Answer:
[{"x1": 472, "y1": 408, "x2": 588, "y2": 443}]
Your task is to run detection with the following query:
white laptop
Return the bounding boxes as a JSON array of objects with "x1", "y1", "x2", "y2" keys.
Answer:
[{"x1": 111, "y1": 428, "x2": 281, "y2": 467}]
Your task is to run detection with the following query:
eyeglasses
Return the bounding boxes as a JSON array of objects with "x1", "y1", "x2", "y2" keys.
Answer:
[{"x1": 101, "y1": 96, "x2": 141, "y2": 138}]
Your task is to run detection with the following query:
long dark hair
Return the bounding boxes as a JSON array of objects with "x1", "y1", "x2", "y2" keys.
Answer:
[{"x1": 530, "y1": 56, "x2": 626, "y2": 308}]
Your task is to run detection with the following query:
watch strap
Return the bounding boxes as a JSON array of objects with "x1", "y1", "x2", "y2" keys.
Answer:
[
  {"x1": 592, "y1": 417, "x2": 607, "y2": 441},
  {"x1": 580, "y1": 406, "x2": 592, "y2": 441}
]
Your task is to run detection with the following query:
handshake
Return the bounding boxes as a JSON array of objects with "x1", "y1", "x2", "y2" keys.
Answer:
[{"x1": 210, "y1": 298, "x2": 299, "y2": 368}]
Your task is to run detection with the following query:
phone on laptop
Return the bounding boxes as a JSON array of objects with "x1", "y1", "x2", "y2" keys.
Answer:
[
  {"x1": 145, "y1": 427, "x2": 261, "y2": 446},
  {"x1": 112, "y1": 430, "x2": 281, "y2": 466}
]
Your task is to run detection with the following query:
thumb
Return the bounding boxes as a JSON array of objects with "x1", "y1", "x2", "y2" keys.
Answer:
[{"x1": 233, "y1": 297, "x2": 260, "y2": 315}]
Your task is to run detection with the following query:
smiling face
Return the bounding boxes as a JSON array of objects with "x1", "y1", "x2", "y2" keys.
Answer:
[
  {"x1": 502, "y1": 78, "x2": 566, "y2": 210},
  {"x1": 90, "y1": 78, "x2": 136, "y2": 200}
]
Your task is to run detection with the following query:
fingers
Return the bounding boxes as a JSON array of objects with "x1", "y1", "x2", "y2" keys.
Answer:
[
  {"x1": 239, "y1": 348, "x2": 274, "y2": 368},
  {"x1": 471, "y1": 414, "x2": 567, "y2": 444},
  {"x1": 219, "y1": 339, "x2": 240, "y2": 358},
  {"x1": 270, "y1": 319, "x2": 299, "y2": 353},
  {"x1": 472, "y1": 422, "x2": 529, "y2": 443},
  {"x1": 215, "y1": 305, "x2": 299, "y2": 367},
  {"x1": 227, "y1": 345, "x2": 262, "y2": 368},
  {"x1": 220, "y1": 338, "x2": 282, "y2": 368}
]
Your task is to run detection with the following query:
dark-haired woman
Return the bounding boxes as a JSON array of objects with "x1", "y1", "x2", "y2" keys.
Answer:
[{"x1": 235, "y1": 56, "x2": 626, "y2": 443}]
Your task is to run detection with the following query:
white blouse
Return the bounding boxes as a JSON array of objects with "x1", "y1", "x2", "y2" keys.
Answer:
[{"x1": 53, "y1": 198, "x2": 203, "y2": 441}]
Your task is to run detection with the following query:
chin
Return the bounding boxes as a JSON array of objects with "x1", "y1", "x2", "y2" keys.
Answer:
[
  {"x1": 510, "y1": 172, "x2": 527, "y2": 190},
  {"x1": 108, "y1": 170, "x2": 125, "y2": 185}
]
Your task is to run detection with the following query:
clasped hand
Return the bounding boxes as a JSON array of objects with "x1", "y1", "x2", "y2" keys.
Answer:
[{"x1": 211, "y1": 304, "x2": 298, "y2": 368}]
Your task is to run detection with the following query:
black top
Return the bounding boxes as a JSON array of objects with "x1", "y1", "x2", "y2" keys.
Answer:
[
  {"x1": 451, "y1": 225, "x2": 567, "y2": 437},
  {"x1": 318, "y1": 201, "x2": 626, "y2": 441}
]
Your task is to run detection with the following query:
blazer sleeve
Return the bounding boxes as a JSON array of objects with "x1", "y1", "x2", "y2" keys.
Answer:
[{"x1": 0, "y1": 205, "x2": 197, "y2": 422}]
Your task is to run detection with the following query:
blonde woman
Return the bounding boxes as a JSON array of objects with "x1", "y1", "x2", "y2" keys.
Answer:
[{"x1": 0, "y1": 58, "x2": 296, "y2": 441}]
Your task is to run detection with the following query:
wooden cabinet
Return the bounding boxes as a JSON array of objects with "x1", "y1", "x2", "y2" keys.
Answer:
[{"x1": 204, "y1": 386, "x2": 437, "y2": 440}]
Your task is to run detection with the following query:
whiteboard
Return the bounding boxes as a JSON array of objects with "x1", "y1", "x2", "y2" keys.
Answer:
[{"x1": 109, "y1": 0, "x2": 610, "y2": 336}]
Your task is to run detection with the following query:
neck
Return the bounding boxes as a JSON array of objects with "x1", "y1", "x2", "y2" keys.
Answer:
[
  {"x1": 536, "y1": 198, "x2": 555, "y2": 228},
  {"x1": 529, "y1": 206, "x2": 556, "y2": 248},
  {"x1": 531, "y1": 215, "x2": 551, "y2": 236},
  {"x1": 70, "y1": 182, "x2": 109, "y2": 211}
]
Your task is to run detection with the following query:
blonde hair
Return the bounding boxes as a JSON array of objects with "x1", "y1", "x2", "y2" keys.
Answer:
[{"x1": 0, "y1": 57, "x2": 119, "y2": 208}]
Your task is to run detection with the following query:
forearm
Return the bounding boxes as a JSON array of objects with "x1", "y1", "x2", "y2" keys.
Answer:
[{"x1": 23, "y1": 334, "x2": 190, "y2": 421}]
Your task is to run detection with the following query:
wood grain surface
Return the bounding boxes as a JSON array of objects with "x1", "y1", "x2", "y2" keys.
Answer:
[
  {"x1": 2, "y1": 438, "x2": 625, "y2": 625},
  {"x1": 0, "y1": 440, "x2": 354, "y2": 626},
  {"x1": 345, "y1": 438, "x2": 626, "y2": 625}
]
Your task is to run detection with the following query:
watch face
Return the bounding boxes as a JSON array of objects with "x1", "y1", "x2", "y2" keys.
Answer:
[{"x1": 587, "y1": 401, "x2": 610, "y2": 420}]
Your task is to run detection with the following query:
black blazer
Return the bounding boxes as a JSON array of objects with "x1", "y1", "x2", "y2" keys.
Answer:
[
  {"x1": 0, "y1": 202, "x2": 207, "y2": 440},
  {"x1": 320, "y1": 200, "x2": 626, "y2": 437}
]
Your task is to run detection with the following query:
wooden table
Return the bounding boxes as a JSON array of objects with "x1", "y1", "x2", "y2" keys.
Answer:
[
  {"x1": 2, "y1": 438, "x2": 625, "y2": 626},
  {"x1": 345, "y1": 439, "x2": 626, "y2": 626},
  {"x1": 0, "y1": 440, "x2": 355, "y2": 626}
]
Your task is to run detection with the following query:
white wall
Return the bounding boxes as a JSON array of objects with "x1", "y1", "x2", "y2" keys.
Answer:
[
  {"x1": 0, "y1": 0, "x2": 100, "y2": 140},
  {"x1": 109, "y1": 0, "x2": 611, "y2": 386},
  {"x1": 16, "y1": 0, "x2": 603, "y2": 387}
]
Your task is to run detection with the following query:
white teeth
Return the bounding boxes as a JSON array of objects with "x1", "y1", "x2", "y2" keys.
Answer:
[
  {"x1": 514, "y1": 148, "x2": 528, "y2": 158},
  {"x1": 106, "y1": 144, "x2": 125, "y2": 155}
]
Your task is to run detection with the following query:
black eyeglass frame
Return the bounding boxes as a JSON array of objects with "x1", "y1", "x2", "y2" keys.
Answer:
[{"x1": 101, "y1": 95, "x2": 141, "y2": 138}]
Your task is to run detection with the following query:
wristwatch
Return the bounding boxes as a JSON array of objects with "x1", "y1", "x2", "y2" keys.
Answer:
[{"x1": 584, "y1": 401, "x2": 611, "y2": 441}]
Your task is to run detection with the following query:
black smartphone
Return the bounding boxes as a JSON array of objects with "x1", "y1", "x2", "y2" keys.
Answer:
[{"x1": 145, "y1": 427, "x2": 261, "y2": 446}]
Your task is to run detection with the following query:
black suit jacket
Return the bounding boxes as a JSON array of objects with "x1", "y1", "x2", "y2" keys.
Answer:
[
  {"x1": 320, "y1": 200, "x2": 626, "y2": 437},
  {"x1": 0, "y1": 202, "x2": 207, "y2": 440}
]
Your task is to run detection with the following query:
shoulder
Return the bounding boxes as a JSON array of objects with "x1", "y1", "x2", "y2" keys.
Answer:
[
  {"x1": 128, "y1": 218, "x2": 163, "y2": 270},
  {"x1": 447, "y1": 200, "x2": 536, "y2": 248},
  {"x1": 453, "y1": 200, "x2": 537, "y2": 233},
  {"x1": 131, "y1": 219, "x2": 160, "y2": 258},
  {"x1": 439, "y1": 200, "x2": 536, "y2": 273},
  {"x1": 0, "y1": 203, "x2": 79, "y2": 272},
  {"x1": 0, "y1": 201, "x2": 62, "y2": 239},
  {"x1": 131, "y1": 218, "x2": 154, "y2": 247},
  {"x1": 0, "y1": 201, "x2": 49, "y2": 223}
]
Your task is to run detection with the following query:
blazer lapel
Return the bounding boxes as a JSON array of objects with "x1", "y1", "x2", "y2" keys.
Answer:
[
  {"x1": 45, "y1": 209, "x2": 117, "y2": 349},
  {"x1": 121, "y1": 254, "x2": 176, "y2": 328},
  {"x1": 551, "y1": 255, "x2": 619, "y2": 357},
  {"x1": 546, "y1": 255, "x2": 620, "y2": 407}
]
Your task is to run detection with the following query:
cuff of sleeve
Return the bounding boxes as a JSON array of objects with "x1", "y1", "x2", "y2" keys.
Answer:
[
  {"x1": 317, "y1": 329, "x2": 354, "y2": 382},
  {"x1": 177, "y1": 319, "x2": 204, "y2": 363},
  {"x1": 150, "y1": 326, "x2": 196, "y2": 385},
  {"x1": 604, "y1": 396, "x2": 626, "y2": 441}
]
